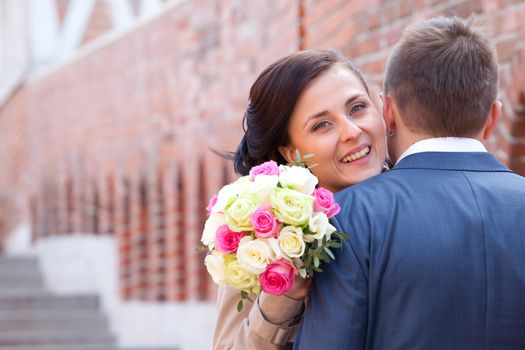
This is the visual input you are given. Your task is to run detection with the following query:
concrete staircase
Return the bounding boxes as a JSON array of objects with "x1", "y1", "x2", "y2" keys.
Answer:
[{"x1": 0, "y1": 256, "x2": 170, "y2": 350}]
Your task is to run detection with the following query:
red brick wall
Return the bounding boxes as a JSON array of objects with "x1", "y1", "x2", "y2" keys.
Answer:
[{"x1": 0, "y1": 0, "x2": 523, "y2": 301}]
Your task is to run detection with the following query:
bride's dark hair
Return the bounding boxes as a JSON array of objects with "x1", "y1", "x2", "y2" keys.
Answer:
[{"x1": 234, "y1": 49, "x2": 369, "y2": 175}]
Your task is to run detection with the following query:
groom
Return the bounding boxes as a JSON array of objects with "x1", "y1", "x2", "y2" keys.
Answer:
[{"x1": 294, "y1": 17, "x2": 525, "y2": 349}]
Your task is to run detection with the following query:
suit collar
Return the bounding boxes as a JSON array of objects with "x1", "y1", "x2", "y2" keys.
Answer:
[
  {"x1": 392, "y1": 152, "x2": 513, "y2": 173},
  {"x1": 396, "y1": 137, "x2": 486, "y2": 164}
]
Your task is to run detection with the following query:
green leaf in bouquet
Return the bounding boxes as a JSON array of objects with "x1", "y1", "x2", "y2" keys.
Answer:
[
  {"x1": 319, "y1": 250, "x2": 330, "y2": 263},
  {"x1": 236, "y1": 290, "x2": 252, "y2": 313},
  {"x1": 237, "y1": 299, "x2": 244, "y2": 312},
  {"x1": 324, "y1": 246, "x2": 335, "y2": 260},
  {"x1": 329, "y1": 242, "x2": 342, "y2": 249},
  {"x1": 305, "y1": 265, "x2": 315, "y2": 277},
  {"x1": 304, "y1": 254, "x2": 312, "y2": 267},
  {"x1": 303, "y1": 227, "x2": 313, "y2": 235},
  {"x1": 195, "y1": 245, "x2": 208, "y2": 253},
  {"x1": 299, "y1": 269, "x2": 307, "y2": 278},
  {"x1": 313, "y1": 266, "x2": 323, "y2": 273},
  {"x1": 313, "y1": 255, "x2": 320, "y2": 268},
  {"x1": 333, "y1": 231, "x2": 349, "y2": 241},
  {"x1": 290, "y1": 149, "x2": 318, "y2": 169}
]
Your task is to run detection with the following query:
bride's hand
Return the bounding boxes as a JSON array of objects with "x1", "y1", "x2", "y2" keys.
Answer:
[{"x1": 285, "y1": 275, "x2": 312, "y2": 300}]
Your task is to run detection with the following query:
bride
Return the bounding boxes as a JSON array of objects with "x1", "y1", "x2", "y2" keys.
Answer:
[{"x1": 214, "y1": 49, "x2": 388, "y2": 349}]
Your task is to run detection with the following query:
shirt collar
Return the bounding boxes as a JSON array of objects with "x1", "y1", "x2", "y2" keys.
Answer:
[{"x1": 396, "y1": 137, "x2": 487, "y2": 164}]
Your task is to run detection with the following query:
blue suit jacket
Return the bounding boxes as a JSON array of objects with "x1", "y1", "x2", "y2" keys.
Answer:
[{"x1": 295, "y1": 152, "x2": 525, "y2": 350}]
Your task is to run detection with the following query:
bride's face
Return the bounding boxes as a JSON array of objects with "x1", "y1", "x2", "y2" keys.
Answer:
[{"x1": 281, "y1": 66, "x2": 387, "y2": 193}]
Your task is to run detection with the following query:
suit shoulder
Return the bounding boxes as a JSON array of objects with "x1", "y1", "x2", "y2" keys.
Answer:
[{"x1": 335, "y1": 170, "x2": 397, "y2": 201}]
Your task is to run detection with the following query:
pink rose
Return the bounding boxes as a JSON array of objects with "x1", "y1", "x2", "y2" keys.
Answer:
[
  {"x1": 259, "y1": 260, "x2": 297, "y2": 296},
  {"x1": 214, "y1": 225, "x2": 242, "y2": 253},
  {"x1": 206, "y1": 195, "x2": 218, "y2": 216},
  {"x1": 250, "y1": 205, "x2": 279, "y2": 238},
  {"x1": 249, "y1": 160, "x2": 279, "y2": 179},
  {"x1": 313, "y1": 187, "x2": 340, "y2": 218}
]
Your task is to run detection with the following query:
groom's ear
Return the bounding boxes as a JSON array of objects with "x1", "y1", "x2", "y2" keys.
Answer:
[
  {"x1": 381, "y1": 93, "x2": 396, "y2": 134},
  {"x1": 278, "y1": 145, "x2": 294, "y2": 164},
  {"x1": 481, "y1": 100, "x2": 502, "y2": 140}
]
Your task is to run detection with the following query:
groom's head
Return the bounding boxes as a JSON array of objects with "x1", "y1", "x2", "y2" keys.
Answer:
[{"x1": 383, "y1": 16, "x2": 500, "y2": 149}]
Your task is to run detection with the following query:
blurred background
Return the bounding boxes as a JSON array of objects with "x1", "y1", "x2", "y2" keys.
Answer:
[{"x1": 0, "y1": 0, "x2": 524, "y2": 349}]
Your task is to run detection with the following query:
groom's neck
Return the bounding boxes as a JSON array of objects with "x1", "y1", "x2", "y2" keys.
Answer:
[{"x1": 389, "y1": 126, "x2": 432, "y2": 164}]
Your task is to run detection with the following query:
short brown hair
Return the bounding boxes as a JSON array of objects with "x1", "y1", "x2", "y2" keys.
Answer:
[{"x1": 384, "y1": 16, "x2": 498, "y2": 137}]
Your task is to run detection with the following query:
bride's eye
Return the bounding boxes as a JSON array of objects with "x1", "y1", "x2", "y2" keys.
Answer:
[
  {"x1": 349, "y1": 103, "x2": 366, "y2": 115},
  {"x1": 312, "y1": 120, "x2": 331, "y2": 131}
]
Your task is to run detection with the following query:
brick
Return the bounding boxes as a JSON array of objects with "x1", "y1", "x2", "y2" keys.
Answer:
[
  {"x1": 508, "y1": 47, "x2": 525, "y2": 116},
  {"x1": 367, "y1": 12, "x2": 381, "y2": 30},
  {"x1": 81, "y1": 0, "x2": 112, "y2": 45},
  {"x1": 502, "y1": 107, "x2": 525, "y2": 137},
  {"x1": 495, "y1": 35, "x2": 519, "y2": 62},
  {"x1": 304, "y1": 0, "x2": 344, "y2": 31},
  {"x1": 447, "y1": 0, "x2": 483, "y2": 18}
]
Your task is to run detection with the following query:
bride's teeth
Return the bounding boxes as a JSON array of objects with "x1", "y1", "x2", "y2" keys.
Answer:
[{"x1": 341, "y1": 147, "x2": 370, "y2": 163}]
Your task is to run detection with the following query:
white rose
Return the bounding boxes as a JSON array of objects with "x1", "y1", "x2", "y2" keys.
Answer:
[
  {"x1": 278, "y1": 165, "x2": 318, "y2": 194},
  {"x1": 234, "y1": 175, "x2": 252, "y2": 184},
  {"x1": 278, "y1": 226, "x2": 306, "y2": 258},
  {"x1": 224, "y1": 257, "x2": 260, "y2": 294},
  {"x1": 201, "y1": 212, "x2": 226, "y2": 249},
  {"x1": 204, "y1": 252, "x2": 227, "y2": 286},
  {"x1": 325, "y1": 222, "x2": 337, "y2": 241},
  {"x1": 305, "y1": 212, "x2": 335, "y2": 242},
  {"x1": 213, "y1": 180, "x2": 251, "y2": 214},
  {"x1": 249, "y1": 175, "x2": 279, "y2": 204},
  {"x1": 224, "y1": 193, "x2": 259, "y2": 231},
  {"x1": 267, "y1": 236, "x2": 289, "y2": 261},
  {"x1": 236, "y1": 236, "x2": 276, "y2": 274}
]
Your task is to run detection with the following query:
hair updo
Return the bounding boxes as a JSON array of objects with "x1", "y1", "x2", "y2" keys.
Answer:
[{"x1": 233, "y1": 49, "x2": 369, "y2": 175}]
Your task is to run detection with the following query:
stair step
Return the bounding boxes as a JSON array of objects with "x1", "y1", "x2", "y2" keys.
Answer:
[
  {"x1": 0, "y1": 310, "x2": 108, "y2": 332},
  {"x1": 0, "y1": 257, "x2": 38, "y2": 270},
  {"x1": 0, "y1": 344, "x2": 179, "y2": 350},
  {"x1": 0, "y1": 345, "x2": 118, "y2": 350},
  {"x1": 0, "y1": 288, "x2": 49, "y2": 296},
  {"x1": 0, "y1": 266, "x2": 41, "y2": 276},
  {"x1": 0, "y1": 277, "x2": 43, "y2": 288},
  {"x1": 0, "y1": 330, "x2": 115, "y2": 346},
  {"x1": 0, "y1": 308, "x2": 108, "y2": 320},
  {"x1": 0, "y1": 292, "x2": 99, "y2": 311}
]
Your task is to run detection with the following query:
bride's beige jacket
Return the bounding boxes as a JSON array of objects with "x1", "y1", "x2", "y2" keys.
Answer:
[{"x1": 213, "y1": 286, "x2": 305, "y2": 350}]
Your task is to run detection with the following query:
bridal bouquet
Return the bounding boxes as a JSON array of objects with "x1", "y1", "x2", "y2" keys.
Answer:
[{"x1": 201, "y1": 154, "x2": 347, "y2": 311}]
